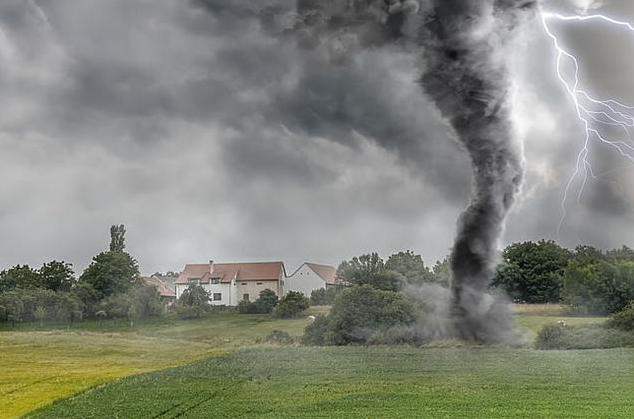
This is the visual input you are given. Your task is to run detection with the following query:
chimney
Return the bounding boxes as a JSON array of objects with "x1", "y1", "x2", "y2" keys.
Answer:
[{"x1": 209, "y1": 260, "x2": 214, "y2": 274}]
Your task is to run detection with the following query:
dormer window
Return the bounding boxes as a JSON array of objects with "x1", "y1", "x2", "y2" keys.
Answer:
[{"x1": 188, "y1": 277, "x2": 199, "y2": 285}]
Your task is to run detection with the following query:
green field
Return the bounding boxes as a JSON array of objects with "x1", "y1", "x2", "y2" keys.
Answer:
[
  {"x1": 0, "y1": 305, "x2": 626, "y2": 419},
  {"x1": 24, "y1": 347, "x2": 634, "y2": 419},
  {"x1": 0, "y1": 313, "x2": 313, "y2": 419}
]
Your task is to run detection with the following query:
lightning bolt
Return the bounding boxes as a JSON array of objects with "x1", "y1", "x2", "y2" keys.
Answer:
[{"x1": 539, "y1": 7, "x2": 634, "y2": 240}]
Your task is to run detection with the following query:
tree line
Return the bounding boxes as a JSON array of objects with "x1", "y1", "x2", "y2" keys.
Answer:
[
  {"x1": 493, "y1": 241, "x2": 634, "y2": 314},
  {"x1": 302, "y1": 245, "x2": 634, "y2": 345},
  {"x1": 2, "y1": 236, "x2": 634, "y2": 327},
  {"x1": 0, "y1": 225, "x2": 161, "y2": 325}
]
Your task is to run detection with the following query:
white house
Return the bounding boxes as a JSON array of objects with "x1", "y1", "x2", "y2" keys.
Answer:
[
  {"x1": 174, "y1": 261, "x2": 285, "y2": 306},
  {"x1": 284, "y1": 262, "x2": 337, "y2": 297}
]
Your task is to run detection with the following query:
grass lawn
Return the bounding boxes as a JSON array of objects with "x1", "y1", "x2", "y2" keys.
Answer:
[
  {"x1": 0, "y1": 313, "x2": 312, "y2": 419},
  {"x1": 0, "y1": 305, "x2": 611, "y2": 419},
  {"x1": 24, "y1": 346, "x2": 634, "y2": 419}
]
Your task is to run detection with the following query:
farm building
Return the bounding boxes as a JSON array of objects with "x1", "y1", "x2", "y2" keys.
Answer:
[
  {"x1": 174, "y1": 261, "x2": 286, "y2": 306},
  {"x1": 284, "y1": 263, "x2": 338, "y2": 297}
]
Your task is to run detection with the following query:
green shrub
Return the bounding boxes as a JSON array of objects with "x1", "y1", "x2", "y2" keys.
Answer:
[
  {"x1": 238, "y1": 289, "x2": 279, "y2": 314},
  {"x1": 174, "y1": 305, "x2": 206, "y2": 319},
  {"x1": 302, "y1": 315, "x2": 330, "y2": 346},
  {"x1": 607, "y1": 301, "x2": 634, "y2": 331},
  {"x1": 130, "y1": 284, "x2": 163, "y2": 318},
  {"x1": 535, "y1": 323, "x2": 634, "y2": 350},
  {"x1": 0, "y1": 289, "x2": 82, "y2": 323},
  {"x1": 265, "y1": 330, "x2": 291, "y2": 344},
  {"x1": 562, "y1": 259, "x2": 634, "y2": 315},
  {"x1": 237, "y1": 300, "x2": 257, "y2": 314},
  {"x1": 535, "y1": 324, "x2": 567, "y2": 349},
  {"x1": 302, "y1": 285, "x2": 416, "y2": 345},
  {"x1": 310, "y1": 287, "x2": 341, "y2": 306},
  {"x1": 177, "y1": 284, "x2": 210, "y2": 308},
  {"x1": 274, "y1": 291, "x2": 310, "y2": 319},
  {"x1": 254, "y1": 289, "x2": 278, "y2": 313},
  {"x1": 98, "y1": 294, "x2": 134, "y2": 319}
]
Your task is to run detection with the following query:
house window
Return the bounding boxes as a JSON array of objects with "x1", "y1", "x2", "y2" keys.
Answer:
[
  {"x1": 241, "y1": 282, "x2": 247, "y2": 285},
  {"x1": 211, "y1": 279, "x2": 219, "y2": 284},
  {"x1": 213, "y1": 293, "x2": 222, "y2": 301},
  {"x1": 256, "y1": 282, "x2": 262, "y2": 285},
  {"x1": 188, "y1": 278, "x2": 199, "y2": 284},
  {"x1": 243, "y1": 293, "x2": 250, "y2": 301}
]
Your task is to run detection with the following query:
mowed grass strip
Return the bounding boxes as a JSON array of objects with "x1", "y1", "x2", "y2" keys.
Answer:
[
  {"x1": 0, "y1": 313, "x2": 312, "y2": 419},
  {"x1": 25, "y1": 347, "x2": 634, "y2": 419}
]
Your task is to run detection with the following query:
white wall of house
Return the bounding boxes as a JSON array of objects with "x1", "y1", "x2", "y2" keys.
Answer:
[
  {"x1": 284, "y1": 264, "x2": 326, "y2": 297},
  {"x1": 175, "y1": 280, "x2": 239, "y2": 306},
  {"x1": 237, "y1": 280, "x2": 280, "y2": 303},
  {"x1": 201, "y1": 283, "x2": 233, "y2": 306}
]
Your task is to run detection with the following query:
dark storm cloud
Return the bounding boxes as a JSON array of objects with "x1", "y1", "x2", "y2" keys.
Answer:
[{"x1": 0, "y1": 0, "x2": 633, "y2": 274}]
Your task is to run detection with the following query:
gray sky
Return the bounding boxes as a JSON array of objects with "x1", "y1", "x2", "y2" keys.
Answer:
[{"x1": 1, "y1": 0, "x2": 633, "y2": 275}]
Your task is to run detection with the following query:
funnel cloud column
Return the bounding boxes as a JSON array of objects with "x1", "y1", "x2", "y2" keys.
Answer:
[{"x1": 421, "y1": 0, "x2": 535, "y2": 342}]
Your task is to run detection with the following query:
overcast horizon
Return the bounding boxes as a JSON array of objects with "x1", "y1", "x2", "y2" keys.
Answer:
[{"x1": 2, "y1": 0, "x2": 634, "y2": 275}]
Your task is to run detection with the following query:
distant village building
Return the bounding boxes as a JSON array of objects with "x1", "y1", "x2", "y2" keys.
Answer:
[
  {"x1": 174, "y1": 261, "x2": 286, "y2": 306},
  {"x1": 284, "y1": 263, "x2": 338, "y2": 297},
  {"x1": 137, "y1": 275, "x2": 176, "y2": 304}
]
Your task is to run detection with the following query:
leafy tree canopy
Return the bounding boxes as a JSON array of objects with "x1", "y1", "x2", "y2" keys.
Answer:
[
  {"x1": 337, "y1": 253, "x2": 399, "y2": 291},
  {"x1": 39, "y1": 261, "x2": 75, "y2": 292},
  {"x1": 109, "y1": 224, "x2": 126, "y2": 252},
  {"x1": 493, "y1": 240, "x2": 572, "y2": 303},
  {"x1": 0, "y1": 265, "x2": 41, "y2": 292},
  {"x1": 385, "y1": 250, "x2": 435, "y2": 285},
  {"x1": 178, "y1": 284, "x2": 210, "y2": 307},
  {"x1": 79, "y1": 251, "x2": 139, "y2": 299}
]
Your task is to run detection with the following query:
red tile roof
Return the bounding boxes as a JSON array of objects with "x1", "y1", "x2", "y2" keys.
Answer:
[
  {"x1": 175, "y1": 262, "x2": 284, "y2": 285},
  {"x1": 138, "y1": 275, "x2": 176, "y2": 298},
  {"x1": 305, "y1": 263, "x2": 337, "y2": 284}
]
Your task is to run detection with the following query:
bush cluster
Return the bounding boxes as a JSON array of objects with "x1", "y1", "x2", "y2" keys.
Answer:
[
  {"x1": 0, "y1": 289, "x2": 82, "y2": 324},
  {"x1": 97, "y1": 284, "x2": 163, "y2": 320},
  {"x1": 237, "y1": 289, "x2": 279, "y2": 314},
  {"x1": 309, "y1": 287, "x2": 340, "y2": 306},
  {"x1": 495, "y1": 243, "x2": 634, "y2": 314},
  {"x1": 535, "y1": 323, "x2": 634, "y2": 350},
  {"x1": 303, "y1": 285, "x2": 415, "y2": 345},
  {"x1": 174, "y1": 284, "x2": 210, "y2": 319},
  {"x1": 273, "y1": 291, "x2": 310, "y2": 318},
  {"x1": 606, "y1": 301, "x2": 634, "y2": 332}
]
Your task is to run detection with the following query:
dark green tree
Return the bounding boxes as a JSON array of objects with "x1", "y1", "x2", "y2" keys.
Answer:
[
  {"x1": 562, "y1": 259, "x2": 634, "y2": 314},
  {"x1": 0, "y1": 291, "x2": 24, "y2": 326},
  {"x1": 254, "y1": 289, "x2": 279, "y2": 314},
  {"x1": 337, "y1": 253, "x2": 399, "y2": 291},
  {"x1": 178, "y1": 284, "x2": 210, "y2": 307},
  {"x1": 175, "y1": 284, "x2": 210, "y2": 319},
  {"x1": 431, "y1": 257, "x2": 451, "y2": 286},
  {"x1": 0, "y1": 265, "x2": 41, "y2": 292},
  {"x1": 310, "y1": 287, "x2": 342, "y2": 305},
  {"x1": 79, "y1": 251, "x2": 139, "y2": 299},
  {"x1": 130, "y1": 284, "x2": 163, "y2": 318},
  {"x1": 493, "y1": 240, "x2": 571, "y2": 303},
  {"x1": 39, "y1": 261, "x2": 75, "y2": 292},
  {"x1": 385, "y1": 250, "x2": 435, "y2": 285},
  {"x1": 109, "y1": 224, "x2": 126, "y2": 252},
  {"x1": 71, "y1": 282, "x2": 100, "y2": 318},
  {"x1": 606, "y1": 245, "x2": 634, "y2": 262},
  {"x1": 573, "y1": 245, "x2": 604, "y2": 264}
]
